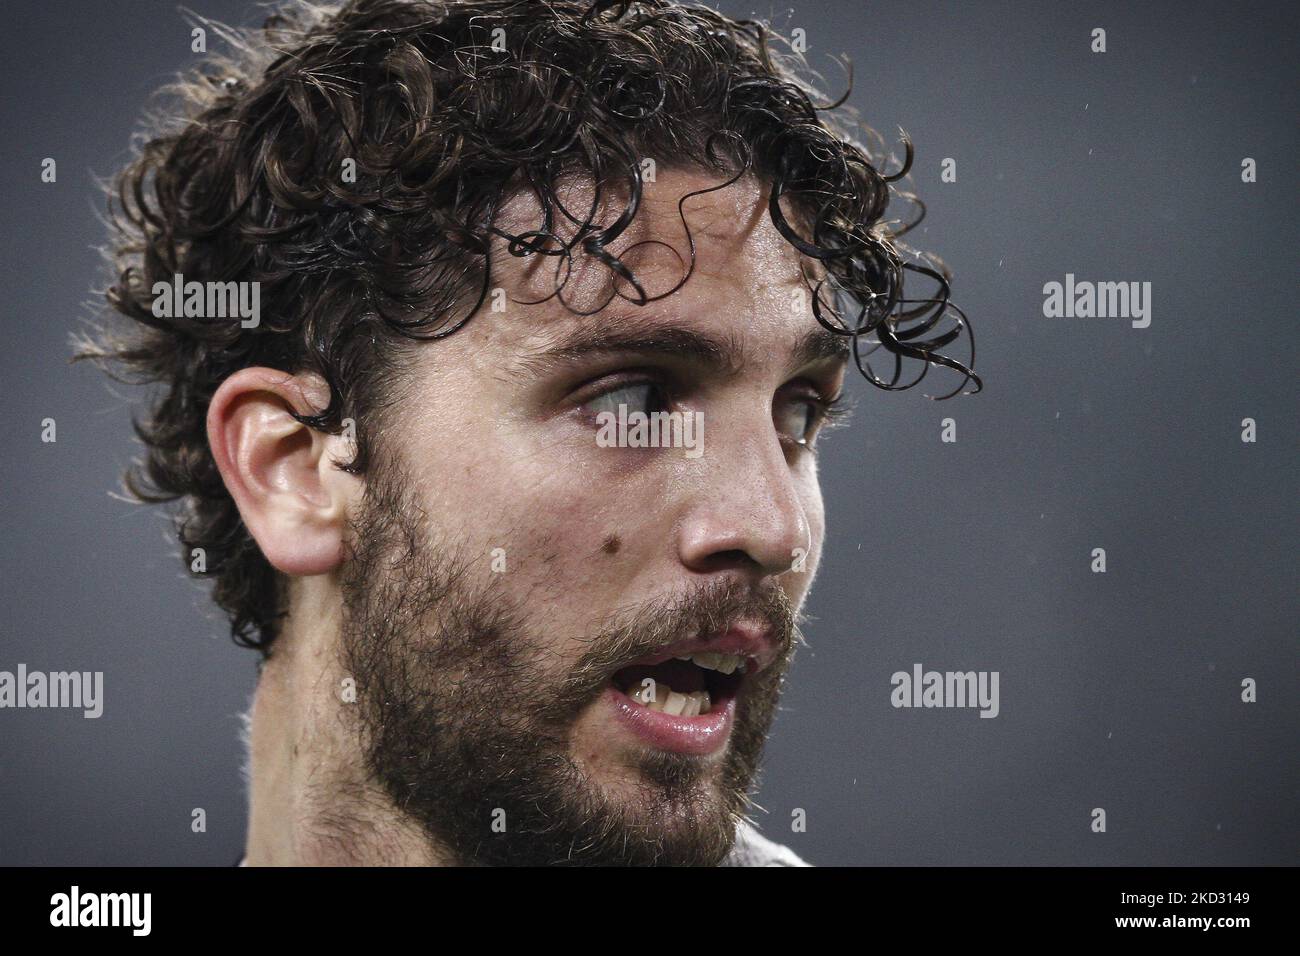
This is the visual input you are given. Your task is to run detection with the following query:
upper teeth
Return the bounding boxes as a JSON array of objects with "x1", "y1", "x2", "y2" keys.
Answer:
[{"x1": 676, "y1": 652, "x2": 747, "y2": 675}]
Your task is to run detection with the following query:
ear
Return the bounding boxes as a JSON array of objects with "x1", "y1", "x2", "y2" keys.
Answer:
[{"x1": 207, "y1": 368, "x2": 361, "y2": 576}]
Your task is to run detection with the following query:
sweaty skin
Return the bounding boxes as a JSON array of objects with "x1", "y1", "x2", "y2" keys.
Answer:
[{"x1": 238, "y1": 168, "x2": 847, "y2": 865}]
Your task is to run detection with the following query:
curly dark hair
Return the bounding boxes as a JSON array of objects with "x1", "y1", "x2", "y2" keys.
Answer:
[{"x1": 77, "y1": 0, "x2": 979, "y2": 655}]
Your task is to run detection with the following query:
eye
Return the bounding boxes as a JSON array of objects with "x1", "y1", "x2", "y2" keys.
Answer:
[
  {"x1": 775, "y1": 391, "x2": 846, "y2": 447},
  {"x1": 775, "y1": 399, "x2": 819, "y2": 445},
  {"x1": 584, "y1": 380, "x2": 670, "y2": 418}
]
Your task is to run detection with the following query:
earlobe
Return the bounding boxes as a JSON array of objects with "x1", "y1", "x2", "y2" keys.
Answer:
[{"x1": 207, "y1": 368, "x2": 360, "y2": 577}]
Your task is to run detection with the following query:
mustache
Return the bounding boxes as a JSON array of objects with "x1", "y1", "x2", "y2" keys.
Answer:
[{"x1": 541, "y1": 577, "x2": 799, "y2": 722}]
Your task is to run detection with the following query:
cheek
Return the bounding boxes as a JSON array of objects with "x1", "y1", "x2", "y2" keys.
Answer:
[
  {"x1": 389, "y1": 363, "x2": 635, "y2": 607},
  {"x1": 419, "y1": 435, "x2": 642, "y2": 602}
]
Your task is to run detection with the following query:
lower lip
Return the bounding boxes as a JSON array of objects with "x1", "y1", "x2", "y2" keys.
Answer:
[{"x1": 604, "y1": 684, "x2": 736, "y2": 755}]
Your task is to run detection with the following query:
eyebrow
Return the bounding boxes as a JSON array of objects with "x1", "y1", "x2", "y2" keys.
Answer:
[{"x1": 514, "y1": 315, "x2": 850, "y2": 380}]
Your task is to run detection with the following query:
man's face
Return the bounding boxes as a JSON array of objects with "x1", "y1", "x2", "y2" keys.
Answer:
[{"x1": 338, "y1": 168, "x2": 847, "y2": 865}]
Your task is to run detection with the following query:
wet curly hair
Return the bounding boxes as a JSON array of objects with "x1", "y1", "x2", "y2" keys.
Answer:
[{"x1": 78, "y1": 0, "x2": 979, "y2": 655}]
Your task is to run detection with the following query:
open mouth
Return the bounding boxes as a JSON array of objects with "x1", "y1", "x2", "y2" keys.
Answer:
[
  {"x1": 603, "y1": 651, "x2": 752, "y2": 755},
  {"x1": 610, "y1": 652, "x2": 747, "y2": 717}
]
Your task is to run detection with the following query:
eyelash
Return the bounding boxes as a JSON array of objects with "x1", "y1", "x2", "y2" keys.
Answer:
[
  {"x1": 808, "y1": 391, "x2": 850, "y2": 429},
  {"x1": 579, "y1": 375, "x2": 847, "y2": 446},
  {"x1": 788, "y1": 389, "x2": 849, "y2": 447}
]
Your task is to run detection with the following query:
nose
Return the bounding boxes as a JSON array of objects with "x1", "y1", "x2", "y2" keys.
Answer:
[{"x1": 676, "y1": 424, "x2": 811, "y2": 579}]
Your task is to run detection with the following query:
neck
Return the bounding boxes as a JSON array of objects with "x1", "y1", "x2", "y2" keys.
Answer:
[{"x1": 242, "y1": 576, "x2": 448, "y2": 865}]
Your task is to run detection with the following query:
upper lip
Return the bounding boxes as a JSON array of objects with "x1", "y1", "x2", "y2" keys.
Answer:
[{"x1": 619, "y1": 620, "x2": 780, "y2": 676}]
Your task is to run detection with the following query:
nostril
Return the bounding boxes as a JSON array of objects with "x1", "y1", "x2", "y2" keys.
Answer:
[{"x1": 685, "y1": 549, "x2": 763, "y2": 576}]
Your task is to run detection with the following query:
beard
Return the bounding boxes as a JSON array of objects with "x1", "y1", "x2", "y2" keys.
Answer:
[{"x1": 336, "y1": 456, "x2": 799, "y2": 866}]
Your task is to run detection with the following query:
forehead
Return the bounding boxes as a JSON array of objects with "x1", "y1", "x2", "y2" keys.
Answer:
[{"x1": 459, "y1": 167, "x2": 823, "y2": 360}]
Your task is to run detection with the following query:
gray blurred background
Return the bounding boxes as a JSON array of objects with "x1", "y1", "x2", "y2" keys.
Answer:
[{"x1": 1, "y1": 0, "x2": 1295, "y2": 866}]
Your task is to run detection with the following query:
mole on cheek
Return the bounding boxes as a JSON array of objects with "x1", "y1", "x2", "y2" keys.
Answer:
[{"x1": 601, "y1": 534, "x2": 621, "y2": 556}]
